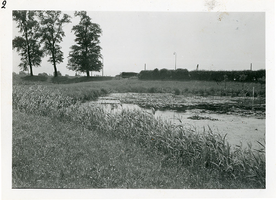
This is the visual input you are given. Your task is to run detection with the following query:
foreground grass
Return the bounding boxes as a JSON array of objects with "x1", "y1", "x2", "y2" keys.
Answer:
[
  {"x1": 13, "y1": 110, "x2": 237, "y2": 189},
  {"x1": 12, "y1": 85, "x2": 266, "y2": 188}
]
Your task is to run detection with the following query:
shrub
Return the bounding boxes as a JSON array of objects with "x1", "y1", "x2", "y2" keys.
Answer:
[
  {"x1": 54, "y1": 71, "x2": 62, "y2": 76},
  {"x1": 148, "y1": 87, "x2": 158, "y2": 93},
  {"x1": 19, "y1": 71, "x2": 27, "y2": 76},
  {"x1": 174, "y1": 88, "x2": 181, "y2": 95},
  {"x1": 38, "y1": 72, "x2": 48, "y2": 77}
]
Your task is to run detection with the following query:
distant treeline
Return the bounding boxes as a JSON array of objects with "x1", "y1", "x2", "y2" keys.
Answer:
[
  {"x1": 138, "y1": 68, "x2": 265, "y2": 82},
  {"x1": 121, "y1": 72, "x2": 138, "y2": 78}
]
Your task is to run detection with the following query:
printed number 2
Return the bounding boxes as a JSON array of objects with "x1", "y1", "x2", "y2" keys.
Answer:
[{"x1": 1, "y1": 0, "x2": 7, "y2": 8}]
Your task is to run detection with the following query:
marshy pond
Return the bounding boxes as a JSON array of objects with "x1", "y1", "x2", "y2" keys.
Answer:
[{"x1": 85, "y1": 93, "x2": 265, "y2": 150}]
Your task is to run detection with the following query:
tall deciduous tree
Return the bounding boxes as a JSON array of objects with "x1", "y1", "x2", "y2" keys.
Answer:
[
  {"x1": 68, "y1": 11, "x2": 102, "y2": 77},
  {"x1": 38, "y1": 11, "x2": 71, "y2": 77},
  {"x1": 13, "y1": 11, "x2": 43, "y2": 76}
]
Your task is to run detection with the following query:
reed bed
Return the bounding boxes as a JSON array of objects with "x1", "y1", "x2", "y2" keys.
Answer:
[{"x1": 12, "y1": 85, "x2": 265, "y2": 188}]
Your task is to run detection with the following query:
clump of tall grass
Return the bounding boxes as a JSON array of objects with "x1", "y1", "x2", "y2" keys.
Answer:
[
  {"x1": 58, "y1": 87, "x2": 108, "y2": 102},
  {"x1": 12, "y1": 85, "x2": 265, "y2": 188},
  {"x1": 13, "y1": 85, "x2": 77, "y2": 117},
  {"x1": 13, "y1": 85, "x2": 108, "y2": 112},
  {"x1": 61, "y1": 104, "x2": 265, "y2": 188}
]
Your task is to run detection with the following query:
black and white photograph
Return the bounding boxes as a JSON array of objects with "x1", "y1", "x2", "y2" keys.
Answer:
[{"x1": 1, "y1": 0, "x2": 275, "y2": 199}]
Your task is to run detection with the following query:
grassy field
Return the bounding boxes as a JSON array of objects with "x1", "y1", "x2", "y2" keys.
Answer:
[
  {"x1": 12, "y1": 82, "x2": 266, "y2": 189},
  {"x1": 13, "y1": 74, "x2": 265, "y2": 99},
  {"x1": 67, "y1": 78, "x2": 264, "y2": 97}
]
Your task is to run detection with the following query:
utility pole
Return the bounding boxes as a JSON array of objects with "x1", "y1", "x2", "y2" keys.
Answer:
[
  {"x1": 173, "y1": 52, "x2": 177, "y2": 70},
  {"x1": 250, "y1": 63, "x2": 252, "y2": 71},
  {"x1": 144, "y1": 63, "x2": 146, "y2": 70}
]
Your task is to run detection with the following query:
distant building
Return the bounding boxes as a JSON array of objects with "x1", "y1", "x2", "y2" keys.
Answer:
[{"x1": 120, "y1": 72, "x2": 138, "y2": 78}]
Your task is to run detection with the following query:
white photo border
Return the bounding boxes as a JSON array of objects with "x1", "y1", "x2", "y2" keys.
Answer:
[{"x1": 1, "y1": 0, "x2": 275, "y2": 199}]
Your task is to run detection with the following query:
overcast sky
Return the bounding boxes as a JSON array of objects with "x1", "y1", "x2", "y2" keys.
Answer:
[{"x1": 13, "y1": 11, "x2": 265, "y2": 76}]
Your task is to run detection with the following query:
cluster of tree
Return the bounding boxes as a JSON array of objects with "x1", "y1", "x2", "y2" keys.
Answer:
[
  {"x1": 138, "y1": 68, "x2": 190, "y2": 80},
  {"x1": 120, "y1": 72, "x2": 138, "y2": 78},
  {"x1": 138, "y1": 68, "x2": 265, "y2": 83},
  {"x1": 38, "y1": 72, "x2": 49, "y2": 77},
  {"x1": 13, "y1": 11, "x2": 102, "y2": 77}
]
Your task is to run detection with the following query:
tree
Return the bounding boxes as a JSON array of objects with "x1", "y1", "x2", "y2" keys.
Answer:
[
  {"x1": 38, "y1": 11, "x2": 71, "y2": 77},
  {"x1": 68, "y1": 11, "x2": 102, "y2": 77},
  {"x1": 12, "y1": 11, "x2": 43, "y2": 76}
]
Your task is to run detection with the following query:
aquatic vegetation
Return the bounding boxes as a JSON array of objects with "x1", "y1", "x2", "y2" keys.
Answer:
[
  {"x1": 109, "y1": 93, "x2": 265, "y2": 115},
  {"x1": 187, "y1": 115, "x2": 218, "y2": 121}
]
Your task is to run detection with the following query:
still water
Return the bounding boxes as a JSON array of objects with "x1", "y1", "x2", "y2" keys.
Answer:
[{"x1": 89, "y1": 96, "x2": 265, "y2": 150}]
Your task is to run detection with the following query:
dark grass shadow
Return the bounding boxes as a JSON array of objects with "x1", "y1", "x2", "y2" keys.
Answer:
[
  {"x1": 50, "y1": 76, "x2": 113, "y2": 84},
  {"x1": 21, "y1": 75, "x2": 48, "y2": 82},
  {"x1": 13, "y1": 74, "x2": 113, "y2": 85}
]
